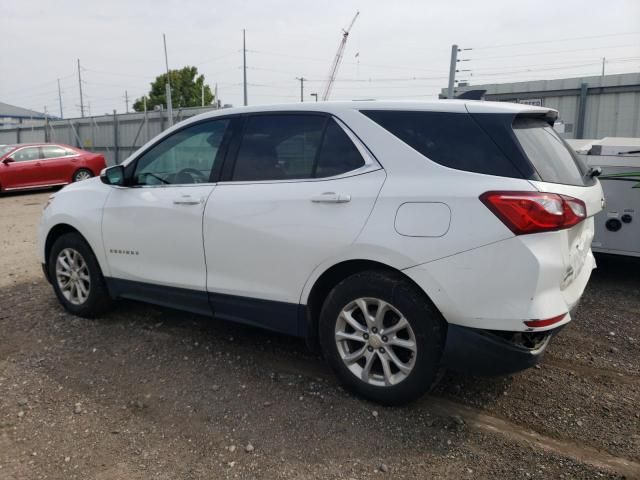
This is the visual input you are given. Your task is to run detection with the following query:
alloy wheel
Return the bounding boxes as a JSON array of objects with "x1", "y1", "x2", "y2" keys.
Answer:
[
  {"x1": 335, "y1": 297, "x2": 417, "y2": 387},
  {"x1": 74, "y1": 170, "x2": 92, "y2": 181},
  {"x1": 55, "y1": 248, "x2": 91, "y2": 305}
]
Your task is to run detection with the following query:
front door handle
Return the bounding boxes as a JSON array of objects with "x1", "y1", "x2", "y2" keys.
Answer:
[
  {"x1": 311, "y1": 192, "x2": 351, "y2": 204},
  {"x1": 173, "y1": 195, "x2": 202, "y2": 206}
]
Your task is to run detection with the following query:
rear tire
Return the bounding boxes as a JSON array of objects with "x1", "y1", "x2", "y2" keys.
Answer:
[
  {"x1": 48, "y1": 232, "x2": 112, "y2": 317},
  {"x1": 72, "y1": 168, "x2": 93, "y2": 182},
  {"x1": 319, "y1": 270, "x2": 445, "y2": 405}
]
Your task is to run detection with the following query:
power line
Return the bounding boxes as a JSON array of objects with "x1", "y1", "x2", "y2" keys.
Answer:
[
  {"x1": 81, "y1": 68, "x2": 151, "y2": 80},
  {"x1": 469, "y1": 31, "x2": 640, "y2": 50},
  {"x1": 468, "y1": 67, "x2": 640, "y2": 84},
  {"x1": 191, "y1": 49, "x2": 239, "y2": 66},
  {"x1": 0, "y1": 73, "x2": 75, "y2": 97},
  {"x1": 468, "y1": 59, "x2": 640, "y2": 78},
  {"x1": 468, "y1": 56, "x2": 640, "y2": 72},
  {"x1": 467, "y1": 44, "x2": 640, "y2": 61},
  {"x1": 248, "y1": 49, "x2": 448, "y2": 74}
]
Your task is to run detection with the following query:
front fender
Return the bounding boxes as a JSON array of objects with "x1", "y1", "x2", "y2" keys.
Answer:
[{"x1": 39, "y1": 179, "x2": 112, "y2": 276}]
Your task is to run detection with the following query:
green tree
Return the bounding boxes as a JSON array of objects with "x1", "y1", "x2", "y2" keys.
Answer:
[{"x1": 133, "y1": 66, "x2": 214, "y2": 112}]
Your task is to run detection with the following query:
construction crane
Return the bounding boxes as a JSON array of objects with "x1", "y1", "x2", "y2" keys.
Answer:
[{"x1": 321, "y1": 11, "x2": 359, "y2": 101}]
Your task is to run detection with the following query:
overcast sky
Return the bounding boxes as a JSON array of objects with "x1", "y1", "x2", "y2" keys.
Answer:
[{"x1": 1, "y1": 0, "x2": 639, "y2": 118}]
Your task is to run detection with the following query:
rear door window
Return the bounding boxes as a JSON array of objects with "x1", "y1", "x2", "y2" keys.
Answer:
[
  {"x1": 315, "y1": 119, "x2": 365, "y2": 178},
  {"x1": 42, "y1": 145, "x2": 69, "y2": 159},
  {"x1": 512, "y1": 117, "x2": 588, "y2": 186},
  {"x1": 231, "y1": 115, "x2": 365, "y2": 181},
  {"x1": 361, "y1": 110, "x2": 522, "y2": 178},
  {"x1": 233, "y1": 114, "x2": 324, "y2": 181}
]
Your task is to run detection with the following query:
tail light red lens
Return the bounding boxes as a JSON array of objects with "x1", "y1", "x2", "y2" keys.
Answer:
[
  {"x1": 480, "y1": 191, "x2": 587, "y2": 235},
  {"x1": 524, "y1": 314, "x2": 567, "y2": 328}
]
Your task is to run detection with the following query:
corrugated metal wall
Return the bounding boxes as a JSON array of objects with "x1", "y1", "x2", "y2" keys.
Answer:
[
  {"x1": 535, "y1": 90, "x2": 640, "y2": 139},
  {"x1": 452, "y1": 73, "x2": 640, "y2": 139},
  {"x1": 0, "y1": 106, "x2": 219, "y2": 165}
]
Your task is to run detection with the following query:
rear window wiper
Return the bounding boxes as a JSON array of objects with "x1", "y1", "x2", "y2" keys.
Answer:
[
  {"x1": 619, "y1": 150, "x2": 640, "y2": 155},
  {"x1": 586, "y1": 166, "x2": 602, "y2": 178}
]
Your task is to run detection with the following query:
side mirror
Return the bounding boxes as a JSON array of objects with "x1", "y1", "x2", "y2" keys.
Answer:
[
  {"x1": 2, "y1": 157, "x2": 14, "y2": 164},
  {"x1": 100, "y1": 165, "x2": 125, "y2": 186}
]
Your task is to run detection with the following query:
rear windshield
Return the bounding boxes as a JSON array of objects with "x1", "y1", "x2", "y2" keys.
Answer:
[
  {"x1": 361, "y1": 110, "x2": 523, "y2": 178},
  {"x1": 512, "y1": 117, "x2": 588, "y2": 186}
]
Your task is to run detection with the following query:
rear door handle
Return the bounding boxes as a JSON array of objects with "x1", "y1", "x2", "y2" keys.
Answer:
[
  {"x1": 173, "y1": 195, "x2": 202, "y2": 206},
  {"x1": 311, "y1": 192, "x2": 351, "y2": 203}
]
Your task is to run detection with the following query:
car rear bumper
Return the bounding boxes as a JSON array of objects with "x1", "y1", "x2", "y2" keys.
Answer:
[
  {"x1": 403, "y1": 231, "x2": 595, "y2": 333},
  {"x1": 440, "y1": 323, "x2": 562, "y2": 375}
]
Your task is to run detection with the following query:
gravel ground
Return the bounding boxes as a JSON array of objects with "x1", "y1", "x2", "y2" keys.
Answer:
[{"x1": 0, "y1": 190, "x2": 638, "y2": 479}]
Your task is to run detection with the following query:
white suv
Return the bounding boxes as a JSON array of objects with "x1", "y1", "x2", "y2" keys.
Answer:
[{"x1": 39, "y1": 101, "x2": 603, "y2": 404}]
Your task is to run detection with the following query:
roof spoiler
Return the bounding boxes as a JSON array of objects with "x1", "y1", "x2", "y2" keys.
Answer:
[
  {"x1": 514, "y1": 110, "x2": 558, "y2": 127},
  {"x1": 455, "y1": 89, "x2": 486, "y2": 100}
]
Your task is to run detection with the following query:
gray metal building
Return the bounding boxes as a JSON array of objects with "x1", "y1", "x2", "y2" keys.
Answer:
[
  {"x1": 0, "y1": 101, "x2": 48, "y2": 128},
  {"x1": 447, "y1": 72, "x2": 640, "y2": 139}
]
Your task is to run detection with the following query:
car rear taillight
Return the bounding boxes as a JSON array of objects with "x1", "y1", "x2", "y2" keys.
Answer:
[
  {"x1": 479, "y1": 191, "x2": 586, "y2": 235},
  {"x1": 524, "y1": 313, "x2": 566, "y2": 328}
]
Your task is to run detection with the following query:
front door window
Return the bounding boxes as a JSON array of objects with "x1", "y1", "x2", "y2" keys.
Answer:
[
  {"x1": 12, "y1": 147, "x2": 41, "y2": 162},
  {"x1": 133, "y1": 120, "x2": 230, "y2": 186}
]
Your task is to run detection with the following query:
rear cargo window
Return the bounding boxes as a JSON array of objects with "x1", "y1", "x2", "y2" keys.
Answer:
[
  {"x1": 512, "y1": 117, "x2": 588, "y2": 186},
  {"x1": 361, "y1": 110, "x2": 523, "y2": 178}
]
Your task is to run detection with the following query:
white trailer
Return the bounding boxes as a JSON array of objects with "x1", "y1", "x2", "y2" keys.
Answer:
[{"x1": 567, "y1": 137, "x2": 640, "y2": 257}]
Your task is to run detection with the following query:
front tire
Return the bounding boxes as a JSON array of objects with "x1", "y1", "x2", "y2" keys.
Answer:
[
  {"x1": 319, "y1": 270, "x2": 445, "y2": 405},
  {"x1": 48, "y1": 232, "x2": 112, "y2": 317}
]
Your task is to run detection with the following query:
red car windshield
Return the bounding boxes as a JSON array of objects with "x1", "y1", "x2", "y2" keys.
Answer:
[{"x1": 0, "y1": 145, "x2": 16, "y2": 157}]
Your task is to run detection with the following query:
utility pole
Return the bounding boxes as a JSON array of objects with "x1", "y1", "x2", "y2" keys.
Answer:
[
  {"x1": 215, "y1": 83, "x2": 219, "y2": 108},
  {"x1": 57, "y1": 78, "x2": 63, "y2": 119},
  {"x1": 125, "y1": 90, "x2": 129, "y2": 113},
  {"x1": 243, "y1": 29, "x2": 248, "y2": 106},
  {"x1": 163, "y1": 33, "x2": 173, "y2": 126},
  {"x1": 201, "y1": 82, "x2": 205, "y2": 107},
  {"x1": 44, "y1": 106, "x2": 50, "y2": 142},
  {"x1": 77, "y1": 59, "x2": 85, "y2": 117},
  {"x1": 310, "y1": 93, "x2": 318, "y2": 102},
  {"x1": 296, "y1": 77, "x2": 306, "y2": 102},
  {"x1": 447, "y1": 44, "x2": 458, "y2": 99},
  {"x1": 143, "y1": 96, "x2": 149, "y2": 141},
  {"x1": 601, "y1": 57, "x2": 606, "y2": 82}
]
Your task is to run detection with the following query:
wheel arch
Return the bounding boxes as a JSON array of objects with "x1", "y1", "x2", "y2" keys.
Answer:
[
  {"x1": 72, "y1": 167, "x2": 93, "y2": 182},
  {"x1": 303, "y1": 259, "x2": 445, "y2": 352},
  {"x1": 45, "y1": 223, "x2": 87, "y2": 265}
]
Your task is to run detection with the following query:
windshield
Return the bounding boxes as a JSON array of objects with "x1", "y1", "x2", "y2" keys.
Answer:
[
  {"x1": 0, "y1": 145, "x2": 16, "y2": 157},
  {"x1": 513, "y1": 117, "x2": 590, "y2": 186}
]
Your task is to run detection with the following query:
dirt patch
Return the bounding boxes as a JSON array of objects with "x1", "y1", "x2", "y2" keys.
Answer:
[{"x1": 0, "y1": 191, "x2": 638, "y2": 479}]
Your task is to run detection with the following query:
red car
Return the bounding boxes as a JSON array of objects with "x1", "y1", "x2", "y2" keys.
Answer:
[{"x1": 0, "y1": 143, "x2": 106, "y2": 193}]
